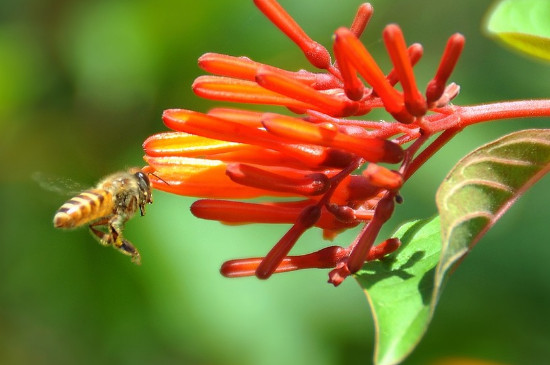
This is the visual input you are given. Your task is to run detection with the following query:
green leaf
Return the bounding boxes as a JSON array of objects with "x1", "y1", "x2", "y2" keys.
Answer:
[
  {"x1": 435, "y1": 129, "x2": 550, "y2": 287},
  {"x1": 355, "y1": 216, "x2": 442, "y2": 365},
  {"x1": 355, "y1": 129, "x2": 550, "y2": 365},
  {"x1": 485, "y1": 0, "x2": 550, "y2": 62}
]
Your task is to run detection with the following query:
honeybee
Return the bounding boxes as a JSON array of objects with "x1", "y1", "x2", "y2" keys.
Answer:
[{"x1": 53, "y1": 168, "x2": 153, "y2": 264}]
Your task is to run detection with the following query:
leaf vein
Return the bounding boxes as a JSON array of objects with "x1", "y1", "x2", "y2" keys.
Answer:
[
  {"x1": 442, "y1": 179, "x2": 514, "y2": 209},
  {"x1": 466, "y1": 155, "x2": 537, "y2": 167}
]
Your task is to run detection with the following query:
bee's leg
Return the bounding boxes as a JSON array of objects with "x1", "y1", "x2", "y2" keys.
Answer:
[
  {"x1": 117, "y1": 238, "x2": 142, "y2": 265},
  {"x1": 108, "y1": 216, "x2": 142, "y2": 265},
  {"x1": 89, "y1": 218, "x2": 113, "y2": 247},
  {"x1": 88, "y1": 218, "x2": 141, "y2": 264}
]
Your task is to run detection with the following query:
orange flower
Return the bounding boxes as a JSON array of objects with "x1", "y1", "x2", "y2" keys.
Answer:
[{"x1": 143, "y1": 0, "x2": 465, "y2": 285}]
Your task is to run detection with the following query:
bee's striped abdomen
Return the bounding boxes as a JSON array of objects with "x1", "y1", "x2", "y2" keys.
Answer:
[{"x1": 53, "y1": 189, "x2": 113, "y2": 228}]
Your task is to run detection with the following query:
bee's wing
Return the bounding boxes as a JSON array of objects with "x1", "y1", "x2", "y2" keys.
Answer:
[{"x1": 32, "y1": 171, "x2": 89, "y2": 196}]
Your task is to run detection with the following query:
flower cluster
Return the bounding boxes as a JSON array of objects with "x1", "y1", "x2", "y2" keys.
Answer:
[{"x1": 143, "y1": 0, "x2": 466, "y2": 286}]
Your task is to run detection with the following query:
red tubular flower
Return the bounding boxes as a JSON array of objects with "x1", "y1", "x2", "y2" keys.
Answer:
[
  {"x1": 225, "y1": 163, "x2": 331, "y2": 196},
  {"x1": 143, "y1": 0, "x2": 467, "y2": 285},
  {"x1": 253, "y1": 0, "x2": 332, "y2": 69},
  {"x1": 333, "y1": 27, "x2": 415, "y2": 124},
  {"x1": 220, "y1": 238, "x2": 400, "y2": 278},
  {"x1": 161, "y1": 109, "x2": 358, "y2": 169},
  {"x1": 190, "y1": 199, "x2": 359, "y2": 233},
  {"x1": 382, "y1": 24, "x2": 427, "y2": 117},
  {"x1": 260, "y1": 113, "x2": 403, "y2": 163},
  {"x1": 425, "y1": 33, "x2": 465, "y2": 106},
  {"x1": 386, "y1": 43, "x2": 423, "y2": 88},
  {"x1": 255, "y1": 204, "x2": 321, "y2": 279},
  {"x1": 349, "y1": 3, "x2": 373, "y2": 38},
  {"x1": 198, "y1": 53, "x2": 341, "y2": 90}
]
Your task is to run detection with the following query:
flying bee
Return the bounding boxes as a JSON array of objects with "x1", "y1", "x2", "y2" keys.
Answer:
[{"x1": 53, "y1": 168, "x2": 153, "y2": 264}]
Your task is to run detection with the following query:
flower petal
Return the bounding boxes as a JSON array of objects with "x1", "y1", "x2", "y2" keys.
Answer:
[
  {"x1": 334, "y1": 27, "x2": 414, "y2": 123},
  {"x1": 426, "y1": 33, "x2": 465, "y2": 105},
  {"x1": 143, "y1": 132, "x2": 240, "y2": 157},
  {"x1": 255, "y1": 67, "x2": 360, "y2": 116},
  {"x1": 261, "y1": 113, "x2": 404, "y2": 163},
  {"x1": 192, "y1": 75, "x2": 317, "y2": 110},
  {"x1": 145, "y1": 155, "x2": 285, "y2": 198},
  {"x1": 383, "y1": 24, "x2": 427, "y2": 116},
  {"x1": 253, "y1": 0, "x2": 332, "y2": 69},
  {"x1": 163, "y1": 109, "x2": 356, "y2": 168},
  {"x1": 220, "y1": 245, "x2": 346, "y2": 277},
  {"x1": 226, "y1": 163, "x2": 331, "y2": 196}
]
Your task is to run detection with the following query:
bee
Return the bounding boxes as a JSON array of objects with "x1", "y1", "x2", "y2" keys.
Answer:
[{"x1": 53, "y1": 168, "x2": 153, "y2": 264}]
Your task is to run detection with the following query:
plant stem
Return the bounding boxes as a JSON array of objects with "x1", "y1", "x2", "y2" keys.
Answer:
[
  {"x1": 403, "y1": 99, "x2": 550, "y2": 180},
  {"x1": 460, "y1": 99, "x2": 550, "y2": 125},
  {"x1": 403, "y1": 128, "x2": 461, "y2": 181}
]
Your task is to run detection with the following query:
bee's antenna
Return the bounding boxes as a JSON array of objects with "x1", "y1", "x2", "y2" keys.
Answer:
[{"x1": 148, "y1": 172, "x2": 170, "y2": 186}]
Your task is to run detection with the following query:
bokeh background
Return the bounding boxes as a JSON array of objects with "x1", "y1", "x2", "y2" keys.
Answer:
[{"x1": 1, "y1": 0, "x2": 550, "y2": 364}]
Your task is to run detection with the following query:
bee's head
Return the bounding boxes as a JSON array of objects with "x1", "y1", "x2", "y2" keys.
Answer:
[
  {"x1": 130, "y1": 167, "x2": 169, "y2": 216},
  {"x1": 134, "y1": 170, "x2": 153, "y2": 207}
]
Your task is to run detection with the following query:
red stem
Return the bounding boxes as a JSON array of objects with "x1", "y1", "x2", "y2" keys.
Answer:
[
  {"x1": 403, "y1": 128, "x2": 461, "y2": 181},
  {"x1": 459, "y1": 100, "x2": 550, "y2": 125},
  {"x1": 405, "y1": 99, "x2": 550, "y2": 180},
  {"x1": 425, "y1": 99, "x2": 550, "y2": 132}
]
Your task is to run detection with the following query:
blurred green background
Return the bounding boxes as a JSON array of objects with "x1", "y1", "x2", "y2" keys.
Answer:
[{"x1": 1, "y1": 0, "x2": 550, "y2": 364}]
